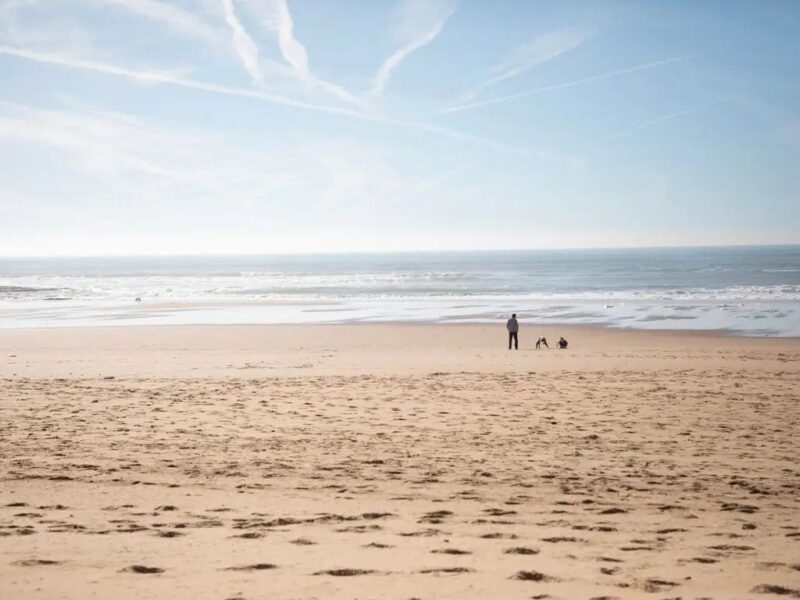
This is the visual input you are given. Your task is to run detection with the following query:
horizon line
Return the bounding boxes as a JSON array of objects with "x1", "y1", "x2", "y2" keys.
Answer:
[{"x1": 0, "y1": 241, "x2": 798, "y2": 260}]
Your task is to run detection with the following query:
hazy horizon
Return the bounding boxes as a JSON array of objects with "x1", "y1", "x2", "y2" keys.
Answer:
[
  {"x1": 1, "y1": 241, "x2": 800, "y2": 260},
  {"x1": 1, "y1": 1, "x2": 799, "y2": 255}
]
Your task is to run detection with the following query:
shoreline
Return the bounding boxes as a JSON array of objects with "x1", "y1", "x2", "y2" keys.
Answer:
[
  {"x1": 3, "y1": 318, "x2": 800, "y2": 338},
  {"x1": 4, "y1": 296, "x2": 800, "y2": 339},
  {"x1": 3, "y1": 322, "x2": 798, "y2": 379}
]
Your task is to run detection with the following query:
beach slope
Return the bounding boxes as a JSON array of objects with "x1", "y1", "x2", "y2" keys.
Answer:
[{"x1": 1, "y1": 324, "x2": 799, "y2": 599}]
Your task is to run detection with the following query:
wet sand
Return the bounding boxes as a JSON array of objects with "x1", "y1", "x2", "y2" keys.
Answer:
[{"x1": 1, "y1": 324, "x2": 799, "y2": 599}]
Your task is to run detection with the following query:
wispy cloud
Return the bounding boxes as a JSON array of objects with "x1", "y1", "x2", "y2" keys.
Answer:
[
  {"x1": 371, "y1": 0, "x2": 457, "y2": 97},
  {"x1": 218, "y1": 0, "x2": 263, "y2": 85},
  {"x1": 0, "y1": 101, "x2": 192, "y2": 179},
  {"x1": 244, "y1": 0, "x2": 364, "y2": 107},
  {"x1": 263, "y1": 0, "x2": 308, "y2": 77},
  {"x1": 603, "y1": 98, "x2": 728, "y2": 141},
  {"x1": 6, "y1": 0, "x2": 290, "y2": 78},
  {"x1": 101, "y1": 0, "x2": 221, "y2": 43},
  {"x1": 0, "y1": 45, "x2": 360, "y2": 117},
  {"x1": 0, "y1": 0, "x2": 93, "y2": 54},
  {"x1": 0, "y1": 45, "x2": 548, "y2": 157},
  {"x1": 463, "y1": 28, "x2": 589, "y2": 102},
  {"x1": 0, "y1": 102, "x2": 460, "y2": 234},
  {"x1": 443, "y1": 54, "x2": 691, "y2": 114},
  {"x1": 0, "y1": 101, "x2": 376, "y2": 199}
]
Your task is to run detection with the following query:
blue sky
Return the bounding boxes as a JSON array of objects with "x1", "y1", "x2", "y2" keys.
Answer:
[{"x1": 0, "y1": 0, "x2": 798, "y2": 255}]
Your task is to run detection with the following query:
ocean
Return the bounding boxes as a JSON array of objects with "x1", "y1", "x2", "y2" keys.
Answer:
[{"x1": 1, "y1": 246, "x2": 799, "y2": 336}]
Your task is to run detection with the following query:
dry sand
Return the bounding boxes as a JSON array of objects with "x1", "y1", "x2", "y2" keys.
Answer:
[{"x1": 1, "y1": 324, "x2": 799, "y2": 599}]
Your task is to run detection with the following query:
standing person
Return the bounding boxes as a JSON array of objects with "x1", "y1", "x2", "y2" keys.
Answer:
[{"x1": 506, "y1": 313, "x2": 519, "y2": 350}]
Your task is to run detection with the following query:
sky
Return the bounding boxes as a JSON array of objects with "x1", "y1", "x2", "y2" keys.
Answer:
[{"x1": 0, "y1": 0, "x2": 798, "y2": 256}]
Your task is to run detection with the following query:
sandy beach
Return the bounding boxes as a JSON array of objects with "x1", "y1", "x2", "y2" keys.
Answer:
[{"x1": 1, "y1": 323, "x2": 799, "y2": 599}]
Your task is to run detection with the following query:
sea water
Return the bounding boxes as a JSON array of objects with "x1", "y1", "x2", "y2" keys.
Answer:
[{"x1": 1, "y1": 246, "x2": 799, "y2": 335}]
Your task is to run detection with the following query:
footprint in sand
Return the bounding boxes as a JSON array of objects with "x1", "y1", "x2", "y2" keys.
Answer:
[
  {"x1": 313, "y1": 568, "x2": 377, "y2": 576},
  {"x1": 480, "y1": 532, "x2": 518, "y2": 539},
  {"x1": 419, "y1": 567, "x2": 474, "y2": 574},
  {"x1": 224, "y1": 563, "x2": 277, "y2": 571},
  {"x1": 399, "y1": 528, "x2": 445, "y2": 537},
  {"x1": 418, "y1": 510, "x2": 453, "y2": 524},
  {"x1": 13, "y1": 559, "x2": 62, "y2": 567},
  {"x1": 503, "y1": 546, "x2": 539, "y2": 555},
  {"x1": 642, "y1": 578, "x2": 681, "y2": 593},
  {"x1": 511, "y1": 570, "x2": 558, "y2": 582},
  {"x1": 123, "y1": 565, "x2": 164, "y2": 574},
  {"x1": 751, "y1": 584, "x2": 800, "y2": 597},
  {"x1": 156, "y1": 530, "x2": 184, "y2": 538},
  {"x1": 290, "y1": 538, "x2": 315, "y2": 545}
]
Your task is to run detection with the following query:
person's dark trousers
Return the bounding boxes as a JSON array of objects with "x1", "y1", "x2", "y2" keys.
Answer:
[{"x1": 508, "y1": 332, "x2": 518, "y2": 349}]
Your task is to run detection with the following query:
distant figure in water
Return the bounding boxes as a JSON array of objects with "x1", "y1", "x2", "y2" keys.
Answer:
[
  {"x1": 536, "y1": 337, "x2": 549, "y2": 349},
  {"x1": 506, "y1": 314, "x2": 519, "y2": 350},
  {"x1": 558, "y1": 337, "x2": 568, "y2": 349}
]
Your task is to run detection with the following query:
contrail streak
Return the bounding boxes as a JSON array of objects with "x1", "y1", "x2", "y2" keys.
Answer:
[
  {"x1": 219, "y1": 0, "x2": 263, "y2": 85},
  {"x1": 371, "y1": 0, "x2": 457, "y2": 97},
  {"x1": 603, "y1": 98, "x2": 728, "y2": 140},
  {"x1": 0, "y1": 45, "x2": 549, "y2": 157},
  {"x1": 442, "y1": 54, "x2": 692, "y2": 114}
]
